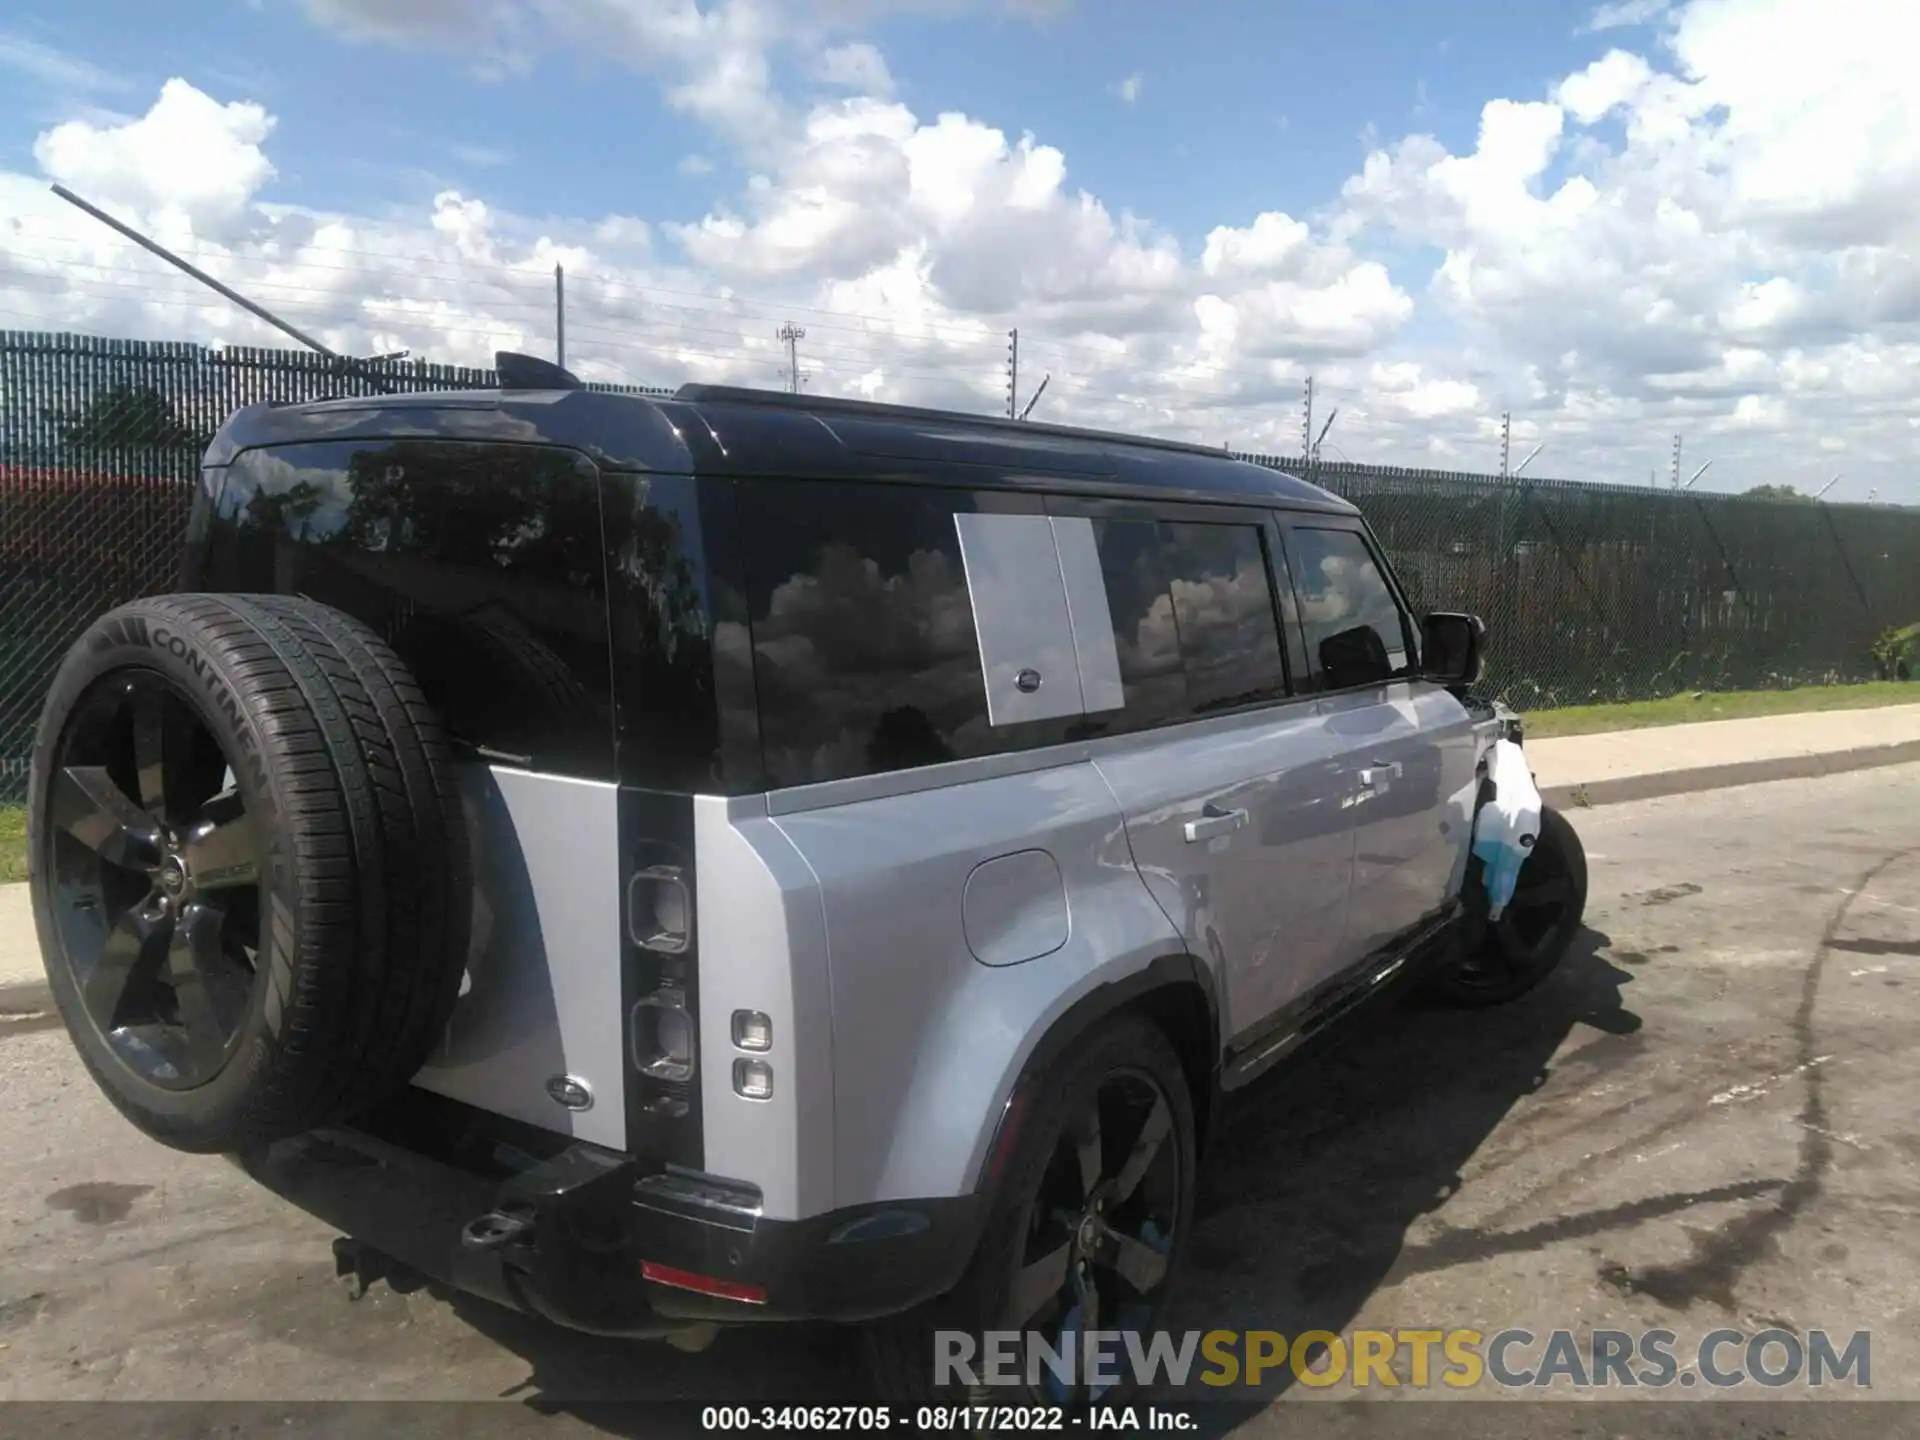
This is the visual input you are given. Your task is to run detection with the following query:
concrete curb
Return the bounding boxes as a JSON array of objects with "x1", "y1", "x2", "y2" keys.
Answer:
[
  {"x1": 0, "y1": 976, "x2": 59, "y2": 1035},
  {"x1": 3, "y1": 738, "x2": 1915, "y2": 1026},
  {"x1": 1540, "y1": 738, "x2": 1920, "y2": 812}
]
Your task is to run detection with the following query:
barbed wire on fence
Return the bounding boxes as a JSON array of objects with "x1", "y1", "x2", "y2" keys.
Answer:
[{"x1": 2, "y1": 328, "x2": 1918, "y2": 802}]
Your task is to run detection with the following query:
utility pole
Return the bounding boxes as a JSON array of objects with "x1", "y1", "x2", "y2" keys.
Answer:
[
  {"x1": 1670, "y1": 434, "x2": 1683, "y2": 489},
  {"x1": 1302, "y1": 376, "x2": 1314, "y2": 463},
  {"x1": 555, "y1": 263, "x2": 566, "y2": 370},
  {"x1": 1500, "y1": 412, "x2": 1512, "y2": 478},
  {"x1": 1007, "y1": 329, "x2": 1019, "y2": 420},
  {"x1": 777, "y1": 322, "x2": 808, "y2": 393}
]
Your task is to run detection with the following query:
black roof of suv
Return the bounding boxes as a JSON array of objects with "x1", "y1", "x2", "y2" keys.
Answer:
[{"x1": 204, "y1": 363, "x2": 1358, "y2": 515}]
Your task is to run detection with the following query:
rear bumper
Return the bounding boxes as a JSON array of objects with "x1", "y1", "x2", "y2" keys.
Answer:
[{"x1": 236, "y1": 1124, "x2": 985, "y2": 1338}]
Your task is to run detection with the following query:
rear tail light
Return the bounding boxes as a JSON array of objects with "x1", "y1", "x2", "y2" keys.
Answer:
[
  {"x1": 631, "y1": 986, "x2": 696, "y2": 1083},
  {"x1": 624, "y1": 838, "x2": 700, "y2": 1167},
  {"x1": 629, "y1": 865, "x2": 691, "y2": 953}
]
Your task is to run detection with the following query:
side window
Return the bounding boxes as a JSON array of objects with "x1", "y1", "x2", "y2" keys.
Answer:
[
  {"x1": 736, "y1": 480, "x2": 1063, "y2": 789},
  {"x1": 1079, "y1": 516, "x2": 1289, "y2": 734},
  {"x1": 1086, "y1": 519, "x2": 1189, "y2": 729},
  {"x1": 1286, "y1": 525, "x2": 1417, "y2": 691},
  {"x1": 1158, "y1": 522, "x2": 1289, "y2": 713},
  {"x1": 206, "y1": 439, "x2": 615, "y2": 777},
  {"x1": 734, "y1": 488, "x2": 1301, "y2": 788}
]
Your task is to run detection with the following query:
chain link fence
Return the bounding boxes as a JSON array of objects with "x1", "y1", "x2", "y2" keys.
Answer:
[
  {"x1": 1233, "y1": 453, "x2": 1920, "y2": 713},
  {"x1": 0, "y1": 331, "x2": 672, "y2": 801},
  {"x1": 5, "y1": 329, "x2": 1919, "y2": 801}
]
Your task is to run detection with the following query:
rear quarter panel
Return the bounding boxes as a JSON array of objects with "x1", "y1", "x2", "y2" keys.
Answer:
[{"x1": 767, "y1": 758, "x2": 1185, "y2": 1210}]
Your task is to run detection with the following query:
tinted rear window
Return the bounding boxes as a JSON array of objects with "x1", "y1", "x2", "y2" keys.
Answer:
[
  {"x1": 203, "y1": 439, "x2": 617, "y2": 778},
  {"x1": 734, "y1": 480, "x2": 1065, "y2": 788}
]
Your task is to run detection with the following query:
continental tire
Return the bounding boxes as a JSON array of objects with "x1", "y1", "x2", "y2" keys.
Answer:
[{"x1": 27, "y1": 594, "x2": 472, "y2": 1153}]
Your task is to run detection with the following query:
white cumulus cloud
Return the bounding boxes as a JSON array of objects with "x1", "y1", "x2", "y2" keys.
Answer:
[
  {"x1": 32, "y1": 78, "x2": 276, "y2": 238},
  {"x1": 4, "y1": 0, "x2": 1920, "y2": 498}
]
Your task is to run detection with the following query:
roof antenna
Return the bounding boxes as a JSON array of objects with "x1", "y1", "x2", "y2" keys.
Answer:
[
  {"x1": 50, "y1": 183, "x2": 397, "y2": 393},
  {"x1": 495, "y1": 350, "x2": 582, "y2": 390}
]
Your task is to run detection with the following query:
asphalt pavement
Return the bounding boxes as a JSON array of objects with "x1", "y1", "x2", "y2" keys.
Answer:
[{"x1": 1, "y1": 764, "x2": 1917, "y2": 1438}]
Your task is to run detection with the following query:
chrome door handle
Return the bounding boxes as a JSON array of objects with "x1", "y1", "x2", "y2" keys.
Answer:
[
  {"x1": 1358, "y1": 760, "x2": 1404, "y2": 788},
  {"x1": 1184, "y1": 807, "x2": 1249, "y2": 843}
]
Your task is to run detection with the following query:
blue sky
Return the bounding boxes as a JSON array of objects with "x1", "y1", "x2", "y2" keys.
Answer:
[
  {"x1": 3, "y1": 0, "x2": 1917, "y2": 501},
  {"x1": 3, "y1": 1, "x2": 1632, "y2": 255}
]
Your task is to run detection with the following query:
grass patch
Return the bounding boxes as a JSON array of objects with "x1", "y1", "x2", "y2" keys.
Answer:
[
  {"x1": 0, "y1": 805, "x2": 24, "y2": 885},
  {"x1": 1522, "y1": 681, "x2": 1920, "y2": 739}
]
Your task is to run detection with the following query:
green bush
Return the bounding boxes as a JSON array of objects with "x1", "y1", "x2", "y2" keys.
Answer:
[{"x1": 1872, "y1": 623, "x2": 1920, "y2": 681}]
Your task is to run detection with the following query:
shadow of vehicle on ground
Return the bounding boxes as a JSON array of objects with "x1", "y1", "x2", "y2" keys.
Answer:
[{"x1": 436, "y1": 927, "x2": 1639, "y2": 1434}]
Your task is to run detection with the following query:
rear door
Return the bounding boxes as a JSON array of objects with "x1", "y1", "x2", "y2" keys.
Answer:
[
  {"x1": 1052, "y1": 498, "x2": 1360, "y2": 1048},
  {"x1": 1276, "y1": 520, "x2": 1481, "y2": 961}
]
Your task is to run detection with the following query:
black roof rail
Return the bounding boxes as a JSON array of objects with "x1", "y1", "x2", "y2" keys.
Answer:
[
  {"x1": 670, "y1": 382, "x2": 1238, "y2": 462},
  {"x1": 496, "y1": 350, "x2": 583, "y2": 390}
]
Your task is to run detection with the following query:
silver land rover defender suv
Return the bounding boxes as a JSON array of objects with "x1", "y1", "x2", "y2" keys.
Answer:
[{"x1": 27, "y1": 352, "x2": 1586, "y2": 1404}]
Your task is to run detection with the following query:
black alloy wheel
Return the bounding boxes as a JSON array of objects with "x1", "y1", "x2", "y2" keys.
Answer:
[
  {"x1": 31, "y1": 594, "x2": 473, "y2": 1155},
  {"x1": 1004, "y1": 1067, "x2": 1184, "y2": 1405},
  {"x1": 861, "y1": 1016, "x2": 1196, "y2": 1415},
  {"x1": 43, "y1": 669, "x2": 263, "y2": 1090}
]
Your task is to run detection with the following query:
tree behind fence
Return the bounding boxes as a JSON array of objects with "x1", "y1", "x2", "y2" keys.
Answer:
[{"x1": 4, "y1": 329, "x2": 1917, "y2": 802}]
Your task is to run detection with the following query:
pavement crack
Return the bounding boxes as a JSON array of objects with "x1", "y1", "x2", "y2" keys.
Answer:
[
  {"x1": 1375, "y1": 1176, "x2": 1788, "y2": 1285},
  {"x1": 1615, "y1": 843, "x2": 1919, "y2": 1314}
]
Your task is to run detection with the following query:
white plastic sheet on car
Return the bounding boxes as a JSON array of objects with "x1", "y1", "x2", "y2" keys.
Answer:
[{"x1": 1471, "y1": 738, "x2": 1542, "y2": 921}]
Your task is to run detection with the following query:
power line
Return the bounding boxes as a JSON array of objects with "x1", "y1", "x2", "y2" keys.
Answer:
[
  {"x1": 9, "y1": 249, "x2": 1305, "y2": 401},
  {"x1": 3, "y1": 260, "x2": 1020, "y2": 389},
  {"x1": 22, "y1": 267, "x2": 1244, "y2": 403},
  {"x1": 10, "y1": 220, "x2": 1310, "y2": 385}
]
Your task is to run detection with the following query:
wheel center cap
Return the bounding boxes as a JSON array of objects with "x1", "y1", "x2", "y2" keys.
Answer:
[
  {"x1": 159, "y1": 855, "x2": 188, "y2": 896},
  {"x1": 1077, "y1": 1214, "x2": 1102, "y2": 1253}
]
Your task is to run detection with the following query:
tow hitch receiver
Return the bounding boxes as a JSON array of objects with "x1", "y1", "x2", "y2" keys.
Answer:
[{"x1": 461, "y1": 1204, "x2": 537, "y2": 1251}]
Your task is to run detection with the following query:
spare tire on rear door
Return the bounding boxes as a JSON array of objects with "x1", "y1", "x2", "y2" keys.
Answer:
[{"x1": 27, "y1": 594, "x2": 473, "y2": 1154}]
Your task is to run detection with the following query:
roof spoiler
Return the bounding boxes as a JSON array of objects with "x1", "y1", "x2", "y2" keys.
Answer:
[{"x1": 496, "y1": 350, "x2": 583, "y2": 391}]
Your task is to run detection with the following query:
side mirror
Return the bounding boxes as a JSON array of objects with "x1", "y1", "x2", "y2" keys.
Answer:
[
  {"x1": 1422, "y1": 612, "x2": 1485, "y2": 687},
  {"x1": 1318, "y1": 625, "x2": 1393, "y2": 690}
]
